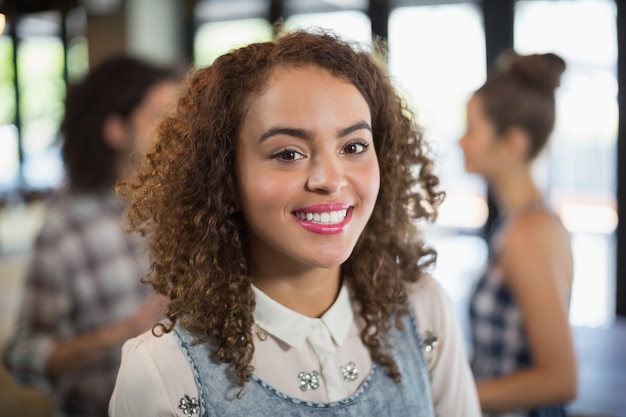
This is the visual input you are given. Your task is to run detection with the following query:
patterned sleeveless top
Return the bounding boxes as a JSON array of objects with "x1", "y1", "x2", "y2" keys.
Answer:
[
  {"x1": 469, "y1": 200, "x2": 569, "y2": 417},
  {"x1": 172, "y1": 305, "x2": 436, "y2": 417}
]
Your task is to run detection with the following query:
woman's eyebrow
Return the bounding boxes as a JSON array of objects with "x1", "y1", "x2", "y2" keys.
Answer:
[
  {"x1": 259, "y1": 121, "x2": 372, "y2": 143},
  {"x1": 258, "y1": 127, "x2": 313, "y2": 142},
  {"x1": 338, "y1": 121, "x2": 372, "y2": 138}
]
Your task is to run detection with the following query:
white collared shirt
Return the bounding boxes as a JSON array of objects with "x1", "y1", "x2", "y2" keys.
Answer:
[
  {"x1": 251, "y1": 284, "x2": 370, "y2": 402},
  {"x1": 109, "y1": 275, "x2": 481, "y2": 416}
]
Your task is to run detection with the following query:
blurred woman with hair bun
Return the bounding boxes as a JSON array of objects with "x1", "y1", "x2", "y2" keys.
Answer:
[{"x1": 460, "y1": 51, "x2": 577, "y2": 416}]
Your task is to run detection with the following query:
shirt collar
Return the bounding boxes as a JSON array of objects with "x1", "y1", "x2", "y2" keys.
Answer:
[{"x1": 251, "y1": 283, "x2": 354, "y2": 349}]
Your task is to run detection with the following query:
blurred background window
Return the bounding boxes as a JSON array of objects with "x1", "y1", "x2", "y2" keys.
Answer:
[
  {"x1": 514, "y1": 0, "x2": 618, "y2": 327},
  {"x1": 283, "y1": 10, "x2": 371, "y2": 48},
  {"x1": 194, "y1": 18, "x2": 273, "y2": 67},
  {"x1": 388, "y1": 2, "x2": 488, "y2": 324},
  {"x1": 0, "y1": 7, "x2": 88, "y2": 198}
]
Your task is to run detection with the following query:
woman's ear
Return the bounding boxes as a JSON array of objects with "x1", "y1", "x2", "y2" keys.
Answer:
[
  {"x1": 502, "y1": 126, "x2": 530, "y2": 160},
  {"x1": 103, "y1": 114, "x2": 130, "y2": 151}
]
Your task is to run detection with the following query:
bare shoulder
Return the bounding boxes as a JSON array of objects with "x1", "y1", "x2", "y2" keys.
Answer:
[
  {"x1": 503, "y1": 210, "x2": 570, "y2": 254},
  {"x1": 500, "y1": 210, "x2": 573, "y2": 298}
]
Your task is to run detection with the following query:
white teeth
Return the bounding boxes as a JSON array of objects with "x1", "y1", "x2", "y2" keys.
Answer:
[{"x1": 295, "y1": 209, "x2": 348, "y2": 224}]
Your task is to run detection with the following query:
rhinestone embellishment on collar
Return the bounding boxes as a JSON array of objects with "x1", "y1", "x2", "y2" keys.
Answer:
[
  {"x1": 298, "y1": 370, "x2": 320, "y2": 391},
  {"x1": 340, "y1": 362, "x2": 358, "y2": 382},
  {"x1": 421, "y1": 330, "x2": 439, "y2": 352},
  {"x1": 178, "y1": 394, "x2": 200, "y2": 415}
]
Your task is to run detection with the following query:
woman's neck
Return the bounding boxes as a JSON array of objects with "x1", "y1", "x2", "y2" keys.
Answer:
[
  {"x1": 251, "y1": 266, "x2": 342, "y2": 318},
  {"x1": 489, "y1": 164, "x2": 544, "y2": 217}
]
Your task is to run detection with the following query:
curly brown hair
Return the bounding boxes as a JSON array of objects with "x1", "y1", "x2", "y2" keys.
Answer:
[{"x1": 119, "y1": 29, "x2": 443, "y2": 394}]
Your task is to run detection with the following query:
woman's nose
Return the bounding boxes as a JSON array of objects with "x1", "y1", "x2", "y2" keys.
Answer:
[
  {"x1": 459, "y1": 133, "x2": 471, "y2": 152},
  {"x1": 306, "y1": 155, "x2": 347, "y2": 194},
  {"x1": 458, "y1": 133, "x2": 467, "y2": 147}
]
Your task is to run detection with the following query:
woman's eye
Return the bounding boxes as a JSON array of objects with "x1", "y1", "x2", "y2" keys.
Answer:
[
  {"x1": 272, "y1": 149, "x2": 304, "y2": 161},
  {"x1": 343, "y1": 142, "x2": 369, "y2": 154}
]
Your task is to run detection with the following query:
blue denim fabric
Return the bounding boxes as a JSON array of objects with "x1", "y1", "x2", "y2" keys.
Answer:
[{"x1": 173, "y1": 307, "x2": 436, "y2": 417}]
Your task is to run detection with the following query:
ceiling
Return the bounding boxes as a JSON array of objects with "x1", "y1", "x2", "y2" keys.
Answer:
[
  {"x1": 0, "y1": 0, "x2": 76, "y2": 14},
  {"x1": 0, "y1": 0, "x2": 127, "y2": 15}
]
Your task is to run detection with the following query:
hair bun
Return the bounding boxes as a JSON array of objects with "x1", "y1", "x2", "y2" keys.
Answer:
[{"x1": 496, "y1": 50, "x2": 566, "y2": 92}]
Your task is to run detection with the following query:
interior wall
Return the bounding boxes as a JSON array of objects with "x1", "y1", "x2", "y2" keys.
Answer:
[
  {"x1": 85, "y1": 7, "x2": 126, "y2": 67},
  {"x1": 85, "y1": 0, "x2": 185, "y2": 69}
]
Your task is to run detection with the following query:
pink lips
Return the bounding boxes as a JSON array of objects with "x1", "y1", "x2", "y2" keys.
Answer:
[{"x1": 293, "y1": 203, "x2": 352, "y2": 235}]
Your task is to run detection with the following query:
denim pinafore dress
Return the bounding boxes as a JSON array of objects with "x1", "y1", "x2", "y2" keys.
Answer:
[{"x1": 173, "y1": 307, "x2": 435, "y2": 417}]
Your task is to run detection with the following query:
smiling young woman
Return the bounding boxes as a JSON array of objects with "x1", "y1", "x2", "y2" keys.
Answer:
[{"x1": 109, "y1": 29, "x2": 480, "y2": 417}]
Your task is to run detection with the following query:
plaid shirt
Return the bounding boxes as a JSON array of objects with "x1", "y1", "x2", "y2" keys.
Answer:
[
  {"x1": 469, "y1": 203, "x2": 567, "y2": 417},
  {"x1": 3, "y1": 191, "x2": 152, "y2": 417}
]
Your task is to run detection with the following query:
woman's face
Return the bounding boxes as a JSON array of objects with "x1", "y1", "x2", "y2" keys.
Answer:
[
  {"x1": 235, "y1": 65, "x2": 380, "y2": 275},
  {"x1": 459, "y1": 95, "x2": 506, "y2": 179},
  {"x1": 130, "y1": 81, "x2": 178, "y2": 155}
]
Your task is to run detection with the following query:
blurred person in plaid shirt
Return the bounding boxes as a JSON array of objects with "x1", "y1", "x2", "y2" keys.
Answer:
[{"x1": 3, "y1": 56, "x2": 178, "y2": 417}]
